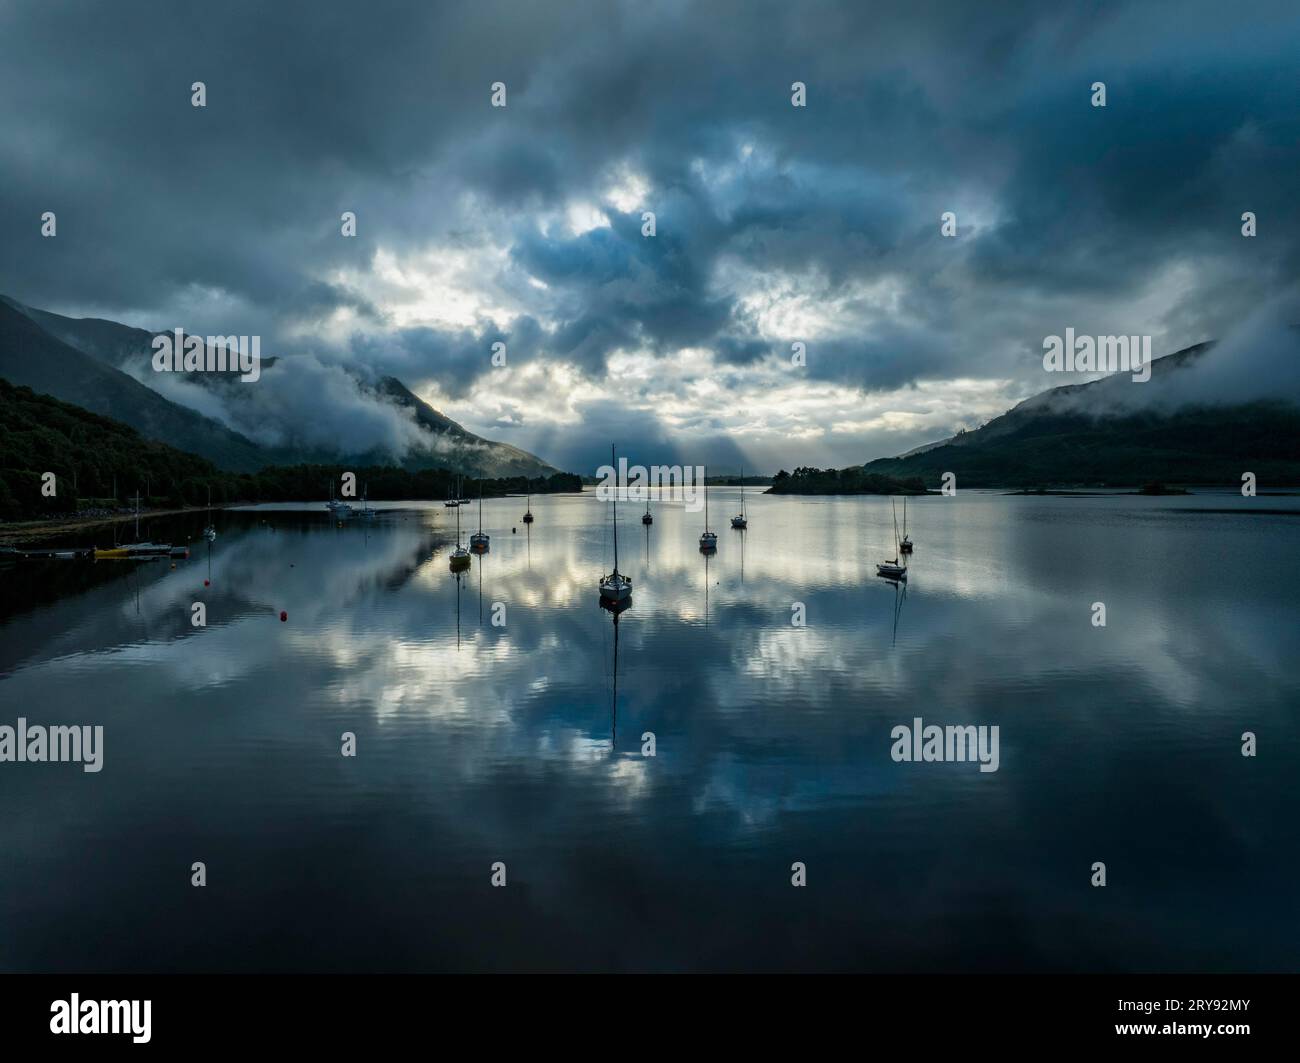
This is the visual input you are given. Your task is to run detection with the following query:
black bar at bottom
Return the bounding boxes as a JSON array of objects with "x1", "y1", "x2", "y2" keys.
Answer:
[{"x1": 0, "y1": 973, "x2": 1288, "y2": 1049}]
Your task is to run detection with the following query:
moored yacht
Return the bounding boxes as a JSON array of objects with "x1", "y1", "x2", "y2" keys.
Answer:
[
  {"x1": 357, "y1": 483, "x2": 377, "y2": 519},
  {"x1": 470, "y1": 478, "x2": 490, "y2": 551},
  {"x1": 876, "y1": 499, "x2": 908, "y2": 581},
  {"x1": 599, "y1": 444, "x2": 633, "y2": 602},
  {"x1": 449, "y1": 483, "x2": 472, "y2": 571},
  {"x1": 203, "y1": 485, "x2": 217, "y2": 541},
  {"x1": 699, "y1": 465, "x2": 717, "y2": 551},
  {"x1": 730, "y1": 467, "x2": 748, "y2": 529}
]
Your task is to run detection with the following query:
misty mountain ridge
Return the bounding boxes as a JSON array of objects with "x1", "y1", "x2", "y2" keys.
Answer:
[
  {"x1": 0, "y1": 297, "x2": 269, "y2": 471},
  {"x1": 0, "y1": 295, "x2": 558, "y2": 478},
  {"x1": 863, "y1": 322, "x2": 1300, "y2": 487}
]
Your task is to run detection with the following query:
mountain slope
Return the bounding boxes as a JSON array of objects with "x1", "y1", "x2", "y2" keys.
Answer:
[
  {"x1": 371, "y1": 376, "x2": 558, "y2": 477},
  {"x1": 2, "y1": 296, "x2": 559, "y2": 478},
  {"x1": 0, "y1": 299, "x2": 269, "y2": 471},
  {"x1": 0, "y1": 377, "x2": 223, "y2": 520},
  {"x1": 861, "y1": 343, "x2": 1300, "y2": 487}
]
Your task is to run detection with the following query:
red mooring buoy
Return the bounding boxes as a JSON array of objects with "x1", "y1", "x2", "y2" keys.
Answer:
[{"x1": 280, "y1": 610, "x2": 288, "y2": 622}]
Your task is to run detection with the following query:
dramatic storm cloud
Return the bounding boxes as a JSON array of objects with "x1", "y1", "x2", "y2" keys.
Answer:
[{"x1": 1, "y1": 0, "x2": 1297, "y2": 473}]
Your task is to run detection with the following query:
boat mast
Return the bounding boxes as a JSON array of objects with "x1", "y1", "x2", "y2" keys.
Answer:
[
  {"x1": 611, "y1": 444, "x2": 619, "y2": 575},
  {"x1": 740, "y1": 466, "x2": 745, "y2": 517},
  {"x1": 478, "y1": 477, "x2": 483, "y2": 532},
  {"x1": 704, "y1": 465, "x2": 709, "y2": 532}
]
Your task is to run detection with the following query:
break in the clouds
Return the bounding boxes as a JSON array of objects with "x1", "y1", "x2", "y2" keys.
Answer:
[{"x1": 2, "y1": 0, "x2": 1298, "y2": 474}]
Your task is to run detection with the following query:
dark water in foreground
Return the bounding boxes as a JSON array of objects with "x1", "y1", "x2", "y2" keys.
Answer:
[{"x1": 1, "y1": 489, "x2": 1298, "y2": 972}]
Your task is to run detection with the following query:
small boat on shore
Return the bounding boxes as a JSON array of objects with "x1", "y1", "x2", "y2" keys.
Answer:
[
  {"x1": 97, "y1": 494, "x2": 186, "y2": 559},
  {"x1": 5, "y1": 547, "x2": 94, "y2": 562},
  {"x1": 94, "y1": 542, "x2": 187, "y2": 560}
]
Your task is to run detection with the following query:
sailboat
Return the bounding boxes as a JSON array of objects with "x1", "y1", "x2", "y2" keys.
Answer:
[
  {"x1": 730, "y1": 467, "x2": 748, "y2": 529},
  {"x1": 203, "y1": 484, "x2": 217, "y2": 542},
  {"x1": 899, "y1": 495, "x2": 913, "y2": 553},
  {"x1": 97, "y1": 491, "x2": 184, "y2": 559},
  {"x1": 876, "y1": 498, "x2": 908, "y2": 581},
  {"x1": 449, "y1": 481, "x2": 471, "y2": 571},
  {"x1": 358, "y1": 482, "x2": 377, "y2": 520},
  {"x1": 522, "y1": 479, "x2": 534, "y2": 524},
  {"x1": 325, "y1": 478, "x2": 352, "y2": 517},
  {"x1": 470, "y1": 478, "x2": 489, "y2": 551},
  {"x1": 699, "y1": 465, "x2": 717, "y2": 552},
  {"x1": 599, "y1": 444, "x2": 633, "y2": 602},
  {"x1": 641, "y1": 493, "x2": 652, "y2": 525}
]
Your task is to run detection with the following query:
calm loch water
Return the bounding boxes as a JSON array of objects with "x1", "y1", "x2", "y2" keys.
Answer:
[{"x1": 1, "y1": 489, "x2": 1298, "y2": 972}]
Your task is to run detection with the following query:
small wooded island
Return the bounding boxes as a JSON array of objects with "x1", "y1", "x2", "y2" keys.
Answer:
[{"x1": 765, "y1": 467, "x2": 929, "y2": 495}]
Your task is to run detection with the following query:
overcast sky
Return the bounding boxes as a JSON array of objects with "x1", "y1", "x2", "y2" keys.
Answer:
[{"x1": 2, "y1": 0, "x2": 1297, "y2": 474}]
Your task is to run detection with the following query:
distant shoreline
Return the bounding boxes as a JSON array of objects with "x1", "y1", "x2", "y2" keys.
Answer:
[
  {"x1": 0, "y1": 493, "x2": 584, "y2": 547},
  {"x1": 6, "y1": 486, "x2": 1294, "y2": 549},
  {"x1": 0, "y1": 505, "x2": 219, "y2": 547}
]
